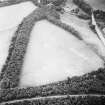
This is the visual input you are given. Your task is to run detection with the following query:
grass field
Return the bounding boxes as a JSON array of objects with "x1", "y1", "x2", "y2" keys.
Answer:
[{"x1": 20, "y1": 19, "x2": 104, "y2": 87}]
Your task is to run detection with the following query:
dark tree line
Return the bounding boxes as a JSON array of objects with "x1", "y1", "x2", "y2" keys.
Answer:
[{"x1": 94, "y1": 10, "x2": 105, "y2": 22}]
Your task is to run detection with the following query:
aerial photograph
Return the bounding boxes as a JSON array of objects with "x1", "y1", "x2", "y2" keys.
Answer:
[{"x1": 0, "y1": 0, "x2": 105, "y2": 104}]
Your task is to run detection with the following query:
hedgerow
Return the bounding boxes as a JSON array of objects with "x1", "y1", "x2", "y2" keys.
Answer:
[
  {"x1": 94, "y1": 10, "x2": 105, "y2": 22},
  {"x1": 1, "y1": 96, "x2": 105, "y2": 105},
  {"x1": 73, "y1": 0, "x2": 92, "y2": 15},
  {"x1": 48, "y1": 0, "x2": 66, "y2": 6},
  {"x1": 39, "y1": 0, "x2": 66, "y2": 5},
  {"x1": 39, "y1": 5, "x2": 60, "y2": 19},
  {"x1": 76, "y1": 13, "x2": 90, "y2": 20},
  {"x1": 0, "y1": 29, "x2": 18, "y2": 81},
  {"x1": 0, "y1": 68, "x2": 105, "y2": 103},
  {"x1": 0, "y1": 7, "x2": 46, "y2": 89}
]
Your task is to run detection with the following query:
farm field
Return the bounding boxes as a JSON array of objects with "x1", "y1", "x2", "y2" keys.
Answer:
[
  {"x1": 20, "y1": 20, "x2": 104, "y2": 87},
  {"x1": 60, "y1": 12, "x2": 105, "y2": 58},
  {"x1": 0, "y1": 1, "x2": 36, "y2": 31}
]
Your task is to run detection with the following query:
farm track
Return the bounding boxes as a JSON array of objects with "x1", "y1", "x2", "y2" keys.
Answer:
[{"x1": 1, "y1": 94, "x2": 105, "y2": 105}]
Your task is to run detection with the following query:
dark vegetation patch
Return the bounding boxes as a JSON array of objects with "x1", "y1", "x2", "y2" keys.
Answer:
[
  {"x1": 76, "y1": 13, "x2": 90, "y2": 20},
  {"x1": 0, "y1": 27, "x2": 18, "y2": 81},
  {"x1": 1, "y1": 95, "x2": 105, "y2": 105},
  {"x1": 94, "y1": 10, "x2": 105, "y2": 23},
  {"x1": 72, "y1": 0, "x2": 105, "y2": 37},
  {"x1": 42, "y1": 5, "x2": 60, "y2": 19},
  {"x1": 48, "y1": 0, "x2": 66, "y2": 6},
  {"x1": 39, "y1": 0, "x2": 66, "y2": 6},
  {"x1": 73, "y1": 0, "x2": 92, "y2": 15},
  {"x1": 39, "y1": 0, "x2": 67, "y2": 14},
  {"x1": 88, "y1": 22, "x2": 97, "y2": 33},
  {"x1": 73, "y1": 0, "x2": 105, "y2": 23},
  {"x1": 0, "y1": 68, "x2": 105, "y2": 103}
]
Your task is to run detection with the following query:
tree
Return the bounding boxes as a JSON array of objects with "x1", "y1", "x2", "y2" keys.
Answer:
[{"x1": 73, "y1": 0, "x2": 92, "y2": 15}]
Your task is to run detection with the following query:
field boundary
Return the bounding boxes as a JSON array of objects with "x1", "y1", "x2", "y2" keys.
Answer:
[{"x1": 1, "y1": 94, "x2": 105, "y2": 104}]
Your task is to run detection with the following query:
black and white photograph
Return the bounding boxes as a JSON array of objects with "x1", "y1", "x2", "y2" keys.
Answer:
[{"x1": 0, "y1": 0, "x2": 105, "y2": 104}]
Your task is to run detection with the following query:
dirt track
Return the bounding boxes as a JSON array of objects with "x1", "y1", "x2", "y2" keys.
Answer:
[{"x1": 1, "y1": 94, "x2": 105, "y2": 105}]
